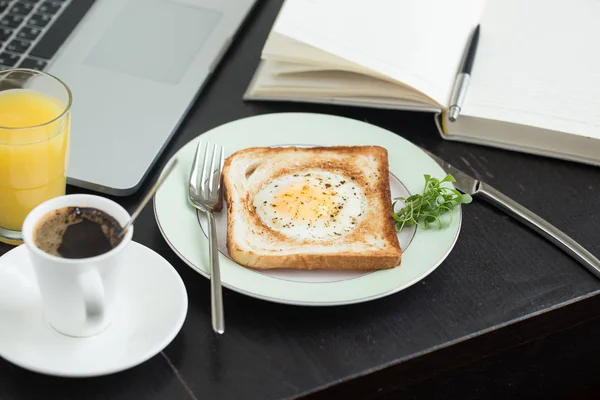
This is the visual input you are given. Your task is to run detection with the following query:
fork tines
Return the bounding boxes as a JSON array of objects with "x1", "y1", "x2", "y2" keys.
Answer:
[{"x1": 190, "y1": 141, "x2": 224, "y2": 205}]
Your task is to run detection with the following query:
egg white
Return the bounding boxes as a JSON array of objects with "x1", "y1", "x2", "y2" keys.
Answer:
[{"x1": 253, "y1": 170, "x2": 366, "y2": 241}]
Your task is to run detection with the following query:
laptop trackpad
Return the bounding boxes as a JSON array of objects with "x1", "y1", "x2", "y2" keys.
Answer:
[{"x1": 85, "y1": 0, "x2": 222, "y2": 84}]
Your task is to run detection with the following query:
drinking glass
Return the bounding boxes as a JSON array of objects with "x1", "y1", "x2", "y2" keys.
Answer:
[{"x1": 0, "y1": 68, "x2": 72, "y2": 245}]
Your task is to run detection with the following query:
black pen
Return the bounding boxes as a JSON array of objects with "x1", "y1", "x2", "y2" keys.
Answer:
[{"x1": 448, "y1": 25, "x2": 480, "y2": 122}]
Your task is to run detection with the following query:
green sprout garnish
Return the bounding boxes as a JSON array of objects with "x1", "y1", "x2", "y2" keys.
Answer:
[{"x1": 392, "y1": 174, "x2": 472, "y2": 231}]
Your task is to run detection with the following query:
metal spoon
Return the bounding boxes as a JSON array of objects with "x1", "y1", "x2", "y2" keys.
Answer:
[{"x1": 120, "y1": 158, "x2": 178, "y2": 237}]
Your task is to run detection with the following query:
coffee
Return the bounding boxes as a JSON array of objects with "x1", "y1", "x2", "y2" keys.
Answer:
[{"x1": 33, "y1": 207, "x2": 124, "y2": 259}]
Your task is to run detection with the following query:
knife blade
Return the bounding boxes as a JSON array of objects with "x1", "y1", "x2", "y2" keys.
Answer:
[
  {"x1": 422, "y1": 150, "x2": 480, "y2": 195},
  {"x1": 423, "y1": 149, "x2": 600, "y2": 280}
]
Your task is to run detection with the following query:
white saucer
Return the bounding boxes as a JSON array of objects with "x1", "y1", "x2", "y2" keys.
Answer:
[{"x1": 0, "y1": 241, "x2": 188, "y2": 377}]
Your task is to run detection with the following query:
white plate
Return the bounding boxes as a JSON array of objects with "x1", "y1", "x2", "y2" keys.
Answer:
[
  {"x1": 0, "y1": 241, "x2": 188, "y2": 377},
  {"x1": 154, "y1": 113, "x2": 462, "y2": 306}
]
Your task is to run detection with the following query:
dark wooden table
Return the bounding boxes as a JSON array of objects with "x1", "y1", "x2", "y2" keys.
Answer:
[{"x1": 3, "y1": 1, "x2": 600, "y2": 399}]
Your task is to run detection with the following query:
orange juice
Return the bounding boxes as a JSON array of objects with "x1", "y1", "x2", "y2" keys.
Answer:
[{"x1": 0, "y1": 90, "x2": 69, "y2": 235}]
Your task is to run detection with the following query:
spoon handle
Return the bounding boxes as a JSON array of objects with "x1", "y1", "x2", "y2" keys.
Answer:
[{"x1": 121, "y1": 159, "x2": 179, "y2": 235}]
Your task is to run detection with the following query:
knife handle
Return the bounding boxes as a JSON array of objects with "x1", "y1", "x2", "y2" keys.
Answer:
[{"x1": 476, "y1": 182, "x2": 600, "y2": 279}]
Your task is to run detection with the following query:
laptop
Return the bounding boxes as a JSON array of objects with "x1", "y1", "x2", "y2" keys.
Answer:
[{"x1": 0, "y1": 0, "x2": 257, "y2": 195}]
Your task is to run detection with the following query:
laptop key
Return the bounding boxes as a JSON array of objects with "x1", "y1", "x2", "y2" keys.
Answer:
[
  {"x1": 7, "y1": 39, "x2": 30, "y2": 54},
  {"x1": 17, "y1": 26, "x2": 41, "y2": 40},
  {"x1": 0, "y1": 52, "x2": 20, "y2": 67},
  {"x1": 30, "y1": 0, "x2": 97, "y2": 60},
  {"x1": 19, "y1": 57, "x2": 46, "y2": 70},
  {"x1": 1, "y1": 15, "x2": 25, "y2": 28},
  {"x1": 0, "y1": 28, "x2": 13, "y2": 41},
  {"x1": 10, "y1": 2, "x2": 35, "y2": 16},
  {"x1": 0, "y1": 1, "x2": 10, "y2": 13},
  {"x1": 39, "y1": 1, "x2": 62, "y2": 15},
  {"x1": 27, "y1": 13, "x2": 52, "y2": 28}
]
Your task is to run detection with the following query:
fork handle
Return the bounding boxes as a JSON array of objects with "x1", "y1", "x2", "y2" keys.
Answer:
[{"x1": 207, "y1": 211, "x2": 225, "y2": 334}]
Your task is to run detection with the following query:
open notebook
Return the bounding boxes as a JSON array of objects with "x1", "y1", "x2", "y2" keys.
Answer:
[{"x1": 245, "y1": 0, "x2": 600, "y2": 166}]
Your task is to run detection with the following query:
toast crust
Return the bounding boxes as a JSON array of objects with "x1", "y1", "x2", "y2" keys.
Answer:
[{"x1": 222, "y1": 146, "x2": 402, "y2": 270}]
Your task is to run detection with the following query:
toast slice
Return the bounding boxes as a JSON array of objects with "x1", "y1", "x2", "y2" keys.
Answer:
[{"x1": 221, "y1": 146, "x2": 402, "y2": 270}]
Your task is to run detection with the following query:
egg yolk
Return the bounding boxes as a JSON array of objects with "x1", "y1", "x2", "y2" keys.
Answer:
[{"x1": 271, "y1": 183, "x2": 340, "y2": 221}]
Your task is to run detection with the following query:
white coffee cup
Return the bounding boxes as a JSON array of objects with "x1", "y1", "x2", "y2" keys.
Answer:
[{"x1": 22, "y1": 194, "x2": 133, "y2": 337}]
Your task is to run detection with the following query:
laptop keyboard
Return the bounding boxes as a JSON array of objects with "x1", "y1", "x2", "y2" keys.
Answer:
[{"x1": 0, "y1": 0, "x2": 96, "y2": 71}]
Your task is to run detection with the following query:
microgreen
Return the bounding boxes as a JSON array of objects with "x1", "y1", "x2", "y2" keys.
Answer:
[{"x1": 391, "y1": 174, "x2": 472, "y2": 231}]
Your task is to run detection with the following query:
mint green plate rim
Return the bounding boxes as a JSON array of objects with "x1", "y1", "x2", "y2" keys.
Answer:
[{"x1": 153, "y1": 113, "x2": 462, "y2": 306}]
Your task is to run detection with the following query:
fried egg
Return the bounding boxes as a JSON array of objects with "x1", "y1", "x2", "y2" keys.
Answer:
[{"x1": 253, "y1": 170, "x2": 366, "y2": 241}]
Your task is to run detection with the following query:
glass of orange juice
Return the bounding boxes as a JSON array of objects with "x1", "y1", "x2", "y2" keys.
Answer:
[{"x1": 0, "y1": 68, "x2": 71, "y2": 245}]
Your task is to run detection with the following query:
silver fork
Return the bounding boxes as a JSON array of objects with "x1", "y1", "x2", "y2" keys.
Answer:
[{"x1": 188, "y1": 141, "x2": 225, "y2": 334}]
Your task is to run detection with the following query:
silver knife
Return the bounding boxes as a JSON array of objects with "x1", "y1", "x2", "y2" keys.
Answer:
[{"x1": 423, "y1": 149, "x2": 600, "y2": 279}]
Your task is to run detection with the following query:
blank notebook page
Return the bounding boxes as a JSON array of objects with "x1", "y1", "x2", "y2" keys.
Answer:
[
  {"x1": 273, "y1": 0, "x2": 485, "y2": 106},
  {"x1": 462, "y1": 0, "x2": 600, "y2": 139}
]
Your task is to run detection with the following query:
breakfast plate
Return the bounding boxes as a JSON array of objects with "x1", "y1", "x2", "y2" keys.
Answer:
[{"x1": 154, "y1": 112, "x2": 462, "y2": 306}]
